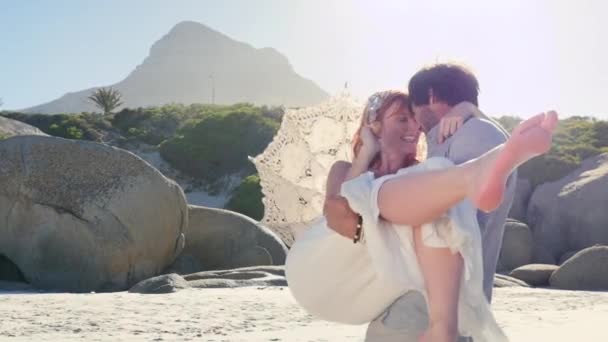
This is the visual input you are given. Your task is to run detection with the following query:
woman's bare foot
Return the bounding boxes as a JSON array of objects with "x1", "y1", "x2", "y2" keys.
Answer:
[
  {"x1": 468, "y1": 111, "x2": 558, "y2": 212},
  {"x1": 418, "y1": 321, "x2": 458, "y2": 342}
]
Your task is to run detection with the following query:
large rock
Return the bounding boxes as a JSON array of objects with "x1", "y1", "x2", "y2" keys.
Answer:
[
  {"x1": 508, "y1": 178, "x2": 533, "y2": 222},
  {"x1": 0, "y1": 117, "x2": 47, "y2": 138},
  {"x1": 0, "y1": 280, "x2": 37, "y2": 292},
  {"x1": 167, "y1": 205, "x2": 287, "y2": 274},
  {"x1": 493, "y1": 274, "x2": 531, "y2": 288},
  {"x1": 0, "y1": 254, "x2": 26, "y2": 282},
  {"x1": 0, "y1": 136, "x2": 187, "y2": 292},
  {"x1": 184, "y1": 265, "x2": 286, "y2": 288},
  {"x1": 527, "y1": 153, "x2": 608, "y2": 262},
  {"x1": 129, "y1": 273, "x2": 190, "y2": 294},
  {"x1": 497, "y1": 220, "x2": 534, "y2": 272},
  {"x1": 549, "y1": 245, "x2": 608, "y2": 290},
  {"x1": 509, "y1": 264, "x2": 558, "y2": 287}
]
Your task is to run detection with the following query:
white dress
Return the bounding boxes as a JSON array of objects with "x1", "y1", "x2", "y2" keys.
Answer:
[{"x1": 285, "y1": 157, "x2": 508, "y2": 341}]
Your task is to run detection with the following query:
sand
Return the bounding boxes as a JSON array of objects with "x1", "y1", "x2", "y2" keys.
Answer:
[{"x1": 1, "y1": 286, "x2": 607, "y2": 341}]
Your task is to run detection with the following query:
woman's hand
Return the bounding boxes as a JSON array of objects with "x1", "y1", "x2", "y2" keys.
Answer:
[
  {"x1": 344, "y1": 125, "x2": 380, "y2": 183},
  {"x1": 358, "y1": 125, "x2": 381, "y2": 162},
  {"x1": 437, "y1": 101, "x2": 481, "y2": 143}
]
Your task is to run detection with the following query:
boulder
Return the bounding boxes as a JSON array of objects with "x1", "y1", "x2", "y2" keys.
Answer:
[
  {"x1": 189, "y1": 277, "x2": 286, "y2": 288},
  {"x1": 493, "y1": 274, "x2": 531, "y2": 288},
  {"x1": 509, "y1": 264, "x2": 558, "y2": 287},
  {"x1": 0, "y1": 254, "x2": 26, "y2": 282},
  {"x1": 129, "y1": 273, "x2": 190, "y2": 294},
  {"x1": 0, "y1": 136, "x2": 187, "y2": 292},
  {"x1": 508, "y1": 178, "x2": 533, "y2": 222},
  {"x1": 549, "y1": 245, "x2": 608, "y2": 290},
  {"x1": 0, "y1": 280, "x2": 37, "y2": 292},
  {"x1": 184, "y1": 265, "x2": 286, "y2": 288},
  {"x1": 497, "y1": 220, "x2": 534, "y2": 272},
  {"x1": 167, "y1": 205, "x2": 287, "y2": 274},
  {"x1": 527, "y1": 153, "x2": 608, "y2": 262},
  {"x1": 0, "y1": 117, "x2": 47, "y2": 138}
]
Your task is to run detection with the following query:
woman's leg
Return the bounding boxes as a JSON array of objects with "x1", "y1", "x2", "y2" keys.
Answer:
[
  {"x1": 414, "y1": 227, "x2": 463, "y2": 342},
  {"x1": 387, "y1": 111, "x2": 557, "y2": 342},
  {"x1": 377, "y1": 111, "x2": 558, "y2": 227}
]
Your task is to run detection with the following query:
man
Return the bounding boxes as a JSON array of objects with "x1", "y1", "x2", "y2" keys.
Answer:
[{"x1": 323, "y1": 63, "x2": 516, "y2": 341}]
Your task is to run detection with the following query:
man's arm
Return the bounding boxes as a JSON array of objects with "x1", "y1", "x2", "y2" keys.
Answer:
[
  {"x1": 453, "y1": 102, "x2": 510, "y2": 140},
  {"x1": 447, "y1": 118, "x2": 509, "y2": 164},
  {"x1": 323, "y1": 161, "x2": 360, "y2": 239},
  {"x1": 467, "y1": 107, "x2": 511, "y2": 137},
  {"x1": 447, "y1": 118, "x2": 517, "y2": 301},
  {"x1": 435, "y1": 102, "x2": 510, "y2": 144},
  {"x1": 448, "y1": 117, "x2": 516, "y2": 225},
  {"x1": 448, "y1": 118, "x2": 513, "y2": 223}
]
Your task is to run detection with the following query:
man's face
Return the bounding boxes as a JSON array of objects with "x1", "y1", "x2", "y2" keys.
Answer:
[
  {"x1": 411, "y1": 90, "x2": 452, "y2": 133},
  {"x1": 411, "y1": 104, "x2": 439, "y2": 133}
]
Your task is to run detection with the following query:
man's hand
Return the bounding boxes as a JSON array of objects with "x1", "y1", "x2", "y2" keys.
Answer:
[{"x1": 324, "y1": 195, "x2": 360, "y2": 239}]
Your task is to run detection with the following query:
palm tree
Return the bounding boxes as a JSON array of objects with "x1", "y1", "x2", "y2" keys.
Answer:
[{"x1": 88, "y1": 87, "x2": 123, "y2": 115}]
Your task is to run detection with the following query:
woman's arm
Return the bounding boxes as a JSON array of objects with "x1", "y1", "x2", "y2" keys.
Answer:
[
  {"x1": 323, "y1": 125, "x2": 379, "y2": 239},
  {"x1": 323, "y1": 161, "x2": 360, "y2": 239},
  {"x1": 324, "y1": 161, "x2": 351, "y2": 201}
]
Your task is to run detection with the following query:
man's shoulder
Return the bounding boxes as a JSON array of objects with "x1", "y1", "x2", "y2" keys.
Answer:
[
  {"x1": 446, "y1": 118, "x2": 508, "y2": 163},
  {"x1": 452, "y1": 117, "x2": 508, "y2": 142}
]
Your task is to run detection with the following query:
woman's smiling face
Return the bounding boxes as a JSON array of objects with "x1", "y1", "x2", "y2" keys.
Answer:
[{"x1": 378, "y1": 100, "x2": 421, "y2": 157}]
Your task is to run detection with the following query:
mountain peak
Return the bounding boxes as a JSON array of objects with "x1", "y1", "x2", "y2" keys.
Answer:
[
  {"x1": 166, "y1": 21, "x2": 227, "y2": 41},
  {"x1": 171, "y1": 20, "x2": 207, "y2": 31},
  {"x1": 22, "y1": 21, "x2": 328, "y2": 113}
]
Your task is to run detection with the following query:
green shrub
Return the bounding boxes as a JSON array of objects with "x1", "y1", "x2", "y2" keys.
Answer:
[
  {"x1": 496, "y1": 115, "x2": 608, "y2": 186},
  {"x1": 518, "y1": 154, "x2": 580, "y2": 186},
  {"x1": 112, "y1": 107, "x2": 180, "y2": 145},
  {"x1": 159, "y1": 108, "x2": 278, "y2": 184},
  {"x1": 225, "y1": 174, "x2": 264, "y2": 220},
  {"x1": 591, "y1": 121, "x2": 608, "y2": 148},
  {"x1": 0, "y1": 112, "x2": 109, "y2": 141},
  {"x1": 1, "y1": 103, "x2": 283, "y2": 147},
  {"x1": 111, "y1": 103, "x2": 283, "y2": 146},
  {"x1": 495, "y1": 115, "x2": 522, "y2": 133}
]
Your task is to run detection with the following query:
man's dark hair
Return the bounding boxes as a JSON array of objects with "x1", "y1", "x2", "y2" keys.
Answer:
[{"x1": 408, "y1": 63, "x2": 480, "y2": 107}]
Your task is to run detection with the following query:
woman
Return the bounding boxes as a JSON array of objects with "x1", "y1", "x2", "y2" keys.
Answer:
[{"x1": 285, "y1": 90, "x2": 558, "y2": 342}]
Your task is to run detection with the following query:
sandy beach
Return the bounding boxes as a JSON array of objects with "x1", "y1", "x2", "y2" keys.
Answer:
[{"x1": 1, "y1": 286, "x2": 607, "y2": 341}]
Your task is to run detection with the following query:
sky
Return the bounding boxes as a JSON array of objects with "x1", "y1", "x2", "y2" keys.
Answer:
[{"x1": 1, "y1": 0, "x2": 607, "y2": 119}]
